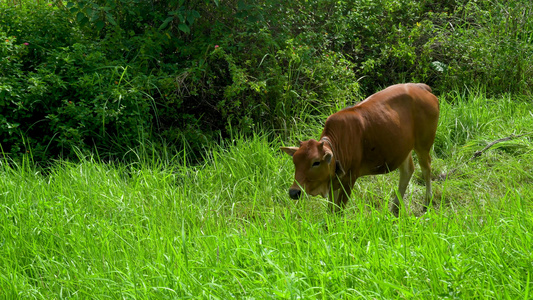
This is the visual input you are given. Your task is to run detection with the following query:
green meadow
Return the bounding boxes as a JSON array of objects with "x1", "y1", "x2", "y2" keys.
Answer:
[
  {"x1": 2, "y1": 0, "x2": 533, "y2": 298},
  {"x1": 2, "y1": 91, "x2": 532, "y2": 298}
]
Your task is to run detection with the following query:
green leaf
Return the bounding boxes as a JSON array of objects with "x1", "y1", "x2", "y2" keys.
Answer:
[
  {"x1": 96, "y1": 20, "x2": 105, "y2": 31},
  {"x1": 187, "y1": 14, "x2": 196, "y2": 25},
  {"x1": 66, "y1": 2, "x2": 75, "y2": 8},
  {"x1": 159, "y1": 17, "x2": 174, "y2": 30},
  {"x1": 106, "y1": 13, "x2": 117, "y2": 26},
  {"x1": 431, "y1": 61, "x2": 447, "y2": 73},
  {"x1": 237, "y1": 0, "x2": 246, "y2": 10},
  {"x1": 178, "y1": 23, "x2": 190, "y2": 33},
  {"x1": 85, "y1": 8, "x2": 93, "y2": 17},
  {"x1": 90, "y1": 12, "x2": 100, "y2": 22},
  {"x1": 77, "y1": 12, "x2": 86, "y2": 23}
]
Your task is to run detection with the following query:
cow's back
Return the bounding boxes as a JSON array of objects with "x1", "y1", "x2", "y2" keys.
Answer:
[{"x1": 323, "y1": 83, "x2": 439, "y2": 177}]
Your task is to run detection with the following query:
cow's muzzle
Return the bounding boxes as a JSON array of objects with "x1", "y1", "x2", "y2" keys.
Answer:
[{"x1": 289, "y1": 188, "x2": 301, "y2": 200}]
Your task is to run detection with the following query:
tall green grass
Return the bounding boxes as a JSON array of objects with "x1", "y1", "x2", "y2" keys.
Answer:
[{"x1": 1, "y1": 92, "x2": 532, "y2": 298}]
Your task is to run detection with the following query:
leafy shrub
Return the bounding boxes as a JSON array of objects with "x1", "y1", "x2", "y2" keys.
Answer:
[
  {"x1": 1, "y1": 0, "x2": 531, "y2": 163},
  {"x1": 0, "y1": 4, "x2": 152, "y2": 161}
]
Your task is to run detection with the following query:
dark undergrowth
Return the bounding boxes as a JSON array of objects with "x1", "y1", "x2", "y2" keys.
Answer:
[{"x1": 1, "y1": 0, "x2": 532, "y2": 163}]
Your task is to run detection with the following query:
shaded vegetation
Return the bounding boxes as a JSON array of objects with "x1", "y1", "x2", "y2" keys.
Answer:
[{"x1": 1, "y1": 0, "x2": 532, "y2": 162}]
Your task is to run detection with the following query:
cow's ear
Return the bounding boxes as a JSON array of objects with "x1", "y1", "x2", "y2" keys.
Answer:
[
  {"x1": 323, "y1": 151, "x2": 333, "y2": 164},
  {"x1": 335, "y1": 160, "x2": 346, "y2": 177},
  {"x1": 280, "y1": 147, "x2": 299, "y2": 157}
]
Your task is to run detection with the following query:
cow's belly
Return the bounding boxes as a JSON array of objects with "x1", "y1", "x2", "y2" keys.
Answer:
[
  {"x1": 360, "y1": 147, "x2": 412, "y2": 176},
  {"x1": 369, "y1": 161, "x2": 400, "y2": 175}
]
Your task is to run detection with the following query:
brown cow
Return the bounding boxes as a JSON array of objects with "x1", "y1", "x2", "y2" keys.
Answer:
[{"x1": 281, "y1": 83, "x2": 439, "y2": 216}]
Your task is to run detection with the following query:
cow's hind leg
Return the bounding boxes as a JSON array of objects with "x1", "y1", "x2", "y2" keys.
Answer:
[
  {"x1": 391, "y1": 153, "x2": 414, "y2": 216},
  {"x1": 414, "y1": 148, "x2": 433, "y2": 212}
]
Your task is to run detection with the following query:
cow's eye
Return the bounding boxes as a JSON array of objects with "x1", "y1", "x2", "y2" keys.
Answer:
[{"x1": 312, "y1": 161, "x2": 320, "y2": 167}]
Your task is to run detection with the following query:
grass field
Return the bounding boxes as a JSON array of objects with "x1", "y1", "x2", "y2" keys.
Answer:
[{"x1": 1, "y1": 91, "x2": 533, "y2": 298}]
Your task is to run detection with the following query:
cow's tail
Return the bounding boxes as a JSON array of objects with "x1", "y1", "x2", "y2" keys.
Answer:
[
  {"x1": 414, "y1": 83, "x2": 432, "y2": 93},
  {"x1": 413, "y1": 83, "x2": 439, "y2": 108}
]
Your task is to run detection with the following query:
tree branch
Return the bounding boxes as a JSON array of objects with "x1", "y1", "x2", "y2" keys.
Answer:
[{"x1": 435, "y1": 132, "x2": 533, "y2": 181}]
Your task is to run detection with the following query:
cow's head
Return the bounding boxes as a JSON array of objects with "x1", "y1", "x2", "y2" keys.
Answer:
[{"x1": 281, "y1": 139, "x2": 345, "y2": 199}]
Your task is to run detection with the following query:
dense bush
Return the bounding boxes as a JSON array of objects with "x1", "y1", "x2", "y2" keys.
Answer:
[
  {"x1": 1, "y1": 4, "x2": 154, "y2": 161},
  {"x1": 1, "y1": 0, "x2": 531, "y2": 162}
]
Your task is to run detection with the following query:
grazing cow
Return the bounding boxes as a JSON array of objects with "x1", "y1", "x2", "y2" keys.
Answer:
[{"x1": 281, "y1": 83, "x2": 439, "y2": 216}]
